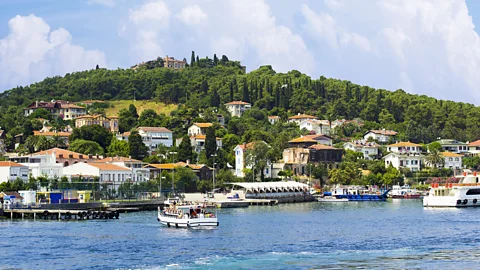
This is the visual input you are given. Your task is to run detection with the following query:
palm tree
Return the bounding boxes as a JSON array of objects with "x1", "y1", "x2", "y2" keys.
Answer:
[
  {"x1": 424, "y1": 149, "x2": 445, "y2": 169},
  {"x1": 51, "y1": 135, "x2": 66, "y2": 148}
]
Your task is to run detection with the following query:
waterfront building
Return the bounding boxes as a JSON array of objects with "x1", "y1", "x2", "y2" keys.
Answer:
[
  {"x1": 75, "y1": 114, "x2": 119, "y2": 133},
  {"x1": 441, "y1": 152, "x2": 463, "y2": 170},
  {"x1": 62, "y1": 162, "x2": 132, "y2": 189},
  {"x1": 29, "y1": 148, "x2": 102, "y2": 167},
  {"x1": 225, "y1": 101, "x2": 251, "y2": 117},
  {"x1": 97, "y1": 156, "x2": 149, "y2": 182},
  {"x1": 283, "y1": 144, "x2": 342, "y2": 175},
  {"x1": 384, "y1": 142, "x2": 423, "y2": 172},
  {"x1": 145, "y1": 162, "x2": 213, "y2": 189},
  {"x1": 0, "y1": 161, "x2": 29, "y2": 183},
  {"x1": 10, "y1": 153, "x2": 63, "y2": 179},
  {"x1": 188, "y1": 123, "x2": 213, "y2": 136},
  {"x1": 24, "y1": 100, "x2": 86, "y2": 120},
  {"x1": 343, "y1": 140, "x2": 379, "y2": 160},
  {"x1": 233, "y1": 142, "x2": 272, "y2": 178},
  {"x1": 468, "y1": 140, "x2": 480, "y2": 155},
  {"x1": 436, "y1": 139, "x2": 468, "y2": 154},
  {"x1": 363, "y1": 129, "x2": 397, "y2": 143}
]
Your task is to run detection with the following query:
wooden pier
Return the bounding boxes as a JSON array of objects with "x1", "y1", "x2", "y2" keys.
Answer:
[
  {"x1": 2, "y1": 209, "x2": 119, "y2": 221},
  {"x1": 245, "y1": 199, "x2": 278, "y2": 206}
]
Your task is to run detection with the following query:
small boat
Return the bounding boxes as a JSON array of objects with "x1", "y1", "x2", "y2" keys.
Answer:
[
  {"x1": 317, "y1": 196, "x2": 348, "y2": 202},
  {"x1": 423, "y1": 170, "x2": 480, "y2": 208},
  {"x1": 331, "y1": 188, "x2": 390, "y2": 201},
  {"x1": 157, "y1": 204, "x2": 219, "y2": 228},
  {"x1": 391, "y1": 185, "x2": 422, "y2": 199}
]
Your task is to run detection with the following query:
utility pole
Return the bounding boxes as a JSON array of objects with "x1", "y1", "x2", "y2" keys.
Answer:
[{"x1": 169, "y1": 152, "x2": 177, "y2": 195}]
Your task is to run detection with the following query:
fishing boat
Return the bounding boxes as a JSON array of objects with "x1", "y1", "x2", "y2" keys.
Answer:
[
  {"x1": 423, "y1": 170, "x2": 480, "y2": 208},
  {"x1": 391, "y1": 185, "x2": 422, "y2": 199},
  {"x1": 157, "y1": 204, "x2": 219, "y2": 228}
]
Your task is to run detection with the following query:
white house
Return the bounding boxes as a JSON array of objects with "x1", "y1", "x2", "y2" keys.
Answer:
[
  {"x1": 14, "y1": 153, "x2": 64, "y2": 179},
  {"x1": 384, "y1": 142, "x2": 423, "y2": 172},
  {"x1": 468, "y1": 140, "x2": 480, "y2": 155},
  {"x1": 117, "y1": 127, "x2": 173, "y2": 154},
  {"x1": 364, "y1": 129, "x2": 398, "y2": 143},
  {"x1": 190, "y1": 134, "x2": 223, "y2": 153},
  {"x1": 188, "y1": 123, "x2": 213, "y2": 136},
  {"x1": 233, "y1": 142, "x2": 272, "y2": 178},
  {"x1": 0, "y1": 161, "x2": 29, "y2": 183},
  {"x1": 288, "y1": 114, "x2": 317, "y2": 125},
  {"x1": 268, "y1": 116, "x2": 280, "y2": 125},
  {"x1": 225, "y1": 101, "x2": 251, "y2": 117},
  {"x1": 437, "y1": 139, "x2": 468, "y2": 154},
  {"x1": 441, "y1": 152, "x2": 463, "y2": 170},
  {"x1": 97, "y1": 156, "x2": 150, "y2": 182},
  {"x1": 62, "y1": 162, "x2": 132, "y2": 190},
  {"x1": 343, "y1": 140, "x2": 379, "y2": 160},
  {"x1": 299, "y1": 120, "x2": 331, "y2": 135}
]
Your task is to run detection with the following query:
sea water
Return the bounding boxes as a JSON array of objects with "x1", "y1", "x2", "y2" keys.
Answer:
[{"x1": 1, "y1": 200, "x2": 479, "y2": 269}]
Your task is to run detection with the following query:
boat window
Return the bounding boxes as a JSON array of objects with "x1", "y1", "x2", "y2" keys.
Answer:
[{"x1": 466, "y1": 189, "x2": 480, "y2": 195}]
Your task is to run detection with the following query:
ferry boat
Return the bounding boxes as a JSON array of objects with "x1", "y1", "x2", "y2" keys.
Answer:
[
  {"x1": 329, "y1": 187, "x2": 390, "y2": 201},
  {"x1": 157, "y1": 204, "x2": 219, "y2": 228},
  {"x1": 391, "y1": 185, "x2": 422, "y2": 199},
  {"x1": 423, "y1": 171, "x2": 480, "y2": 208}
]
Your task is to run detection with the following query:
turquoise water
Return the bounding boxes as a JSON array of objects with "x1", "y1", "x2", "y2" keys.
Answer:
[{"x1": 1, "y1": 200, "x2": 480, "y2": 269}]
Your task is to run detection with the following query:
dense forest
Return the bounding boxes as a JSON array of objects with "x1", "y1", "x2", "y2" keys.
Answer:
[{"x1": 1, "y1": 51, "x2": 478, "y2": 147}]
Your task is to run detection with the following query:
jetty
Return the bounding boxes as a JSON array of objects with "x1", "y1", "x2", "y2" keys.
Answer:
[{"x1": 2, "y1": 208, "x2": 119, "y2": 220}]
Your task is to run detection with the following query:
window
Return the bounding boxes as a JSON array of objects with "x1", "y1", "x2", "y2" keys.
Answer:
[
  {"x1": 406, "y1": 160, "x2": 409, "y2": 165},
  {"x1": 449, "y1": 158, "x2": 453, "y2": 161},
  {"x1": 455, "y1": 158, "x2": 459, "y2": 161},
  {"x1": 466, "y1": 189, "x2": 480, "y2": 195}
]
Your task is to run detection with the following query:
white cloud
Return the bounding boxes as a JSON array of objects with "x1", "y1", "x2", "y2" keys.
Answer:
[
  {"x1": 177, "y1": 5, "x2": 207, "y2": 26},
  {"x1": 0, "y1": 14, "x2": 106, "y2": 91},
  {"x1": 120, "y1": 0, "x2": 170, "y2": 62},
  {"x1": 87, "y1": 0, "x2": 116, "y2": 7}
]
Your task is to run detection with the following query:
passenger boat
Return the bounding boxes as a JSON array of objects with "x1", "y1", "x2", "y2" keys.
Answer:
[
  {"x1": 329, "y1": 187, "x2": 390, "y2": 201},
  {"x1": 157, "y1": 204, "x2": 219, "y2": 228},
  {"x1": 423, "y1": 171, "x2": 480, "y2": 207},
  {"x1": 391, "y1": 185, "x2": 422, "y2": 199}
]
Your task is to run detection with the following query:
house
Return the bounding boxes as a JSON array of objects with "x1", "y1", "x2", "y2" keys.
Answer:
[
  {"x1": 116, "y1": 127, "x2": 173, "y2": 154},
  {"x1": 190, "y1": 134, "x2": 222, "y2": 153},
  {"x1": 29, "y1": 148, "x2": 102, "y2": 167},
  {"x1": 188, "y1": 123, "x2": 213, "y2": 136},
  {"x1": 163, "y1": 55, "x2": 186, "y2": 70},
  {"x1": 364, "y1": 129, "x2": 398, "y2": 143},
  {"x1": 288, "y1": 136, "x2": 318, "y2": 148},
  {"x1": 97, "y1": 156, "x2": 149, "y2": 182},
  {"x1": 287, "y1": 114, "x2": 317, "y2": 125},
  {"x1": 298, "y1": 120, "x2": 331, "y2": 135},
  {"x1": 268, "y1": 116, "x2": 280, "y2": 125},
  {"x1": 441, "y1": 152, "x2": 463, "y2": 170},
  {"x1": 33, "y1": 131, "x2": 71, "y2": 146},
  {"x1": 384, "y1": 142, "x2": 423, "y2": 172},
  {"x1": 0, "y1": 161, "x2": 29, "y2": 183},
  {"x1": 10, "y1": 153, "x2": 63, "y2": 179},
  {"x1": 24, "y1": 100, "x2": 86, "y2": 120},
  {"x1": 283, "y1": 144, "x2": 342, "y2": 175},
  {"x1": 75, "y1": 114, "x2": 119, "y2": 133},
  {"x1": 225, "y1": 101, "x2": 251, "y2": 117},
  {"x1": 233, "y1": 142, "x2": 272, "y2": 178},
  {"x1": 343, "y1": 140, "x2": 379, "y2": 160},
  {"x1": 468, "y1": 140, "x2": 480, "y2": 155},
  {"x1": 303, "y1": 134, "x2": 333, "y2": 146},
  {"x1": 331, "y1": 119, "x2": 364, "y2": 129},
  {"x1": 436, "y1": 139, "x2": 468, "y2": 154},
  {"x1": 62, "y1": 162, "x2": 132, "y2": 189}
]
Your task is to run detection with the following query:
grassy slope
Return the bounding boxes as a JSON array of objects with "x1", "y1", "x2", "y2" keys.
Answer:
[{"x1": 104, "y1": 100, "x2": 178, "y2": 116}]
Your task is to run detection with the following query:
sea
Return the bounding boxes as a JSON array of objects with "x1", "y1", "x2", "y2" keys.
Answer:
[{"x1": 1, "y1": 200, "x2": 480, "y2": 270}]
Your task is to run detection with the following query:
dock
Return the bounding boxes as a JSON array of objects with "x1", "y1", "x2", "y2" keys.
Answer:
[
  {"x1": 2, "y1": 209, "x2": 120, "y2": 220},
  {"x1": 245, "y1": 199, "x2": 278, "y2": 206}
]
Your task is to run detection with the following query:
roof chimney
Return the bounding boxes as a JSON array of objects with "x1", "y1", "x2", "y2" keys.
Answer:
[{"x1": 186, "y1": 159, "x2": 190, "y2": 165}]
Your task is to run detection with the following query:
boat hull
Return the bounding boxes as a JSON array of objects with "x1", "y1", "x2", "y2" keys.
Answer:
[
  {"x1": 157, "y1": 214, "x2": 218, "y2": 228},
  {"x1": 335, "y1": 194, "x2": 388, "y2": 201}
]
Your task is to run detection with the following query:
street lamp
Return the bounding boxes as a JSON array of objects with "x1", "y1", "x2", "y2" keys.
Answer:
[
  {"x1": 211, "y1": 154, "x2": 217, "y2": 197},
  {"x1": 159, "y1": 174, "x2": 166, "y2": 201},
  {"x1": 169, "y1": 152, "x2": 177, "y2": 195}
]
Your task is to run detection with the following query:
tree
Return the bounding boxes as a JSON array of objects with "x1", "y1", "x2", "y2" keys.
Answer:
[
  {"x1": 118, "y1": 104, "x2": 139, "y2": 133},
  {"x1": 107, "y1": 137, "x2": 130, "y2": 157},
  {"x1": 69, "y1": 124, "x2": 113, "y2": 150},
  {"x1": 178, "y1": 134, "x2": 193, "y2": 162},
  {"x1": 69, "y1": 139, "x2": 104, "y2": 155},
  {"x1": 128, "y1": 130, "x2": 148, "y2": 160},
  {"x1": 382, "y1": 165, "x2": 403, "y2": 186},
  {"x1": 427, "y1": 142, "x2": 443, "y2": 152},
  {"x1": 242, "y1": 79, "x2": 250, "y2": 102},
  {"x1": 205, "y1": 126, "x2": 217, "y2": 161},
  {"x1": 190, "y1": 51, "x2": 196, "y2": 66},
  {"x1": 174, "y1": 167, "x2": 197, "y2": 192},
  {"x1": 424, "y1": 149, "x2": 445, "y2": 169},
  {"x1": 245, "y1": 141, "x2": 272, "y2": 181}
]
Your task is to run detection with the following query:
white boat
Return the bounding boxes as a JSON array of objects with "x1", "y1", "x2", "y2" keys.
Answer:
[
  {"x1": 157, "y1": 204, "x2": 219, "y2": 228},
  {"x1": 423, "y1": 171, "x2": 480, "y2": 207},
  {"x1": 391, "y1": 185, "x2": 422, "y2": 199},
  {"x1": 317, "y1": 196, "x2": 348, "y2": 202}
]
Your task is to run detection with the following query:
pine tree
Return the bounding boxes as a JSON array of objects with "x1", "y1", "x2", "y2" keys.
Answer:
[
  {"x1": 191, "y1": 51, "x2": 195, "y2": 66},
  {"x1": 213, "y1": 54, "x2": 218, "y2": 65},
  {"x1": 200, "y1": 80, "x2": 209, "y2": 94},
  {"x1": 205, "y1": 126, "x2": 217, "y2": 160},
  {"x1": 210, "y1": 88, "x2": 220, "y2": 107},
  {"x1": 178, "y1": 134, "x2": 193, "y2": 162},
  {"x1": 229, "y1": 82, "x2": 234, "y2": 102},
  {"x1": 128, "y1": 131, "x2": 148, "y2": 160},
  {"x1": 242, "y1": 79, "x2": 250, "y2": 102}
]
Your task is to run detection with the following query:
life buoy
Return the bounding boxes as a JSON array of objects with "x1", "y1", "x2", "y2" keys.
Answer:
[
  {"x1": 457, "y1": 200, "x2": 462, "y2": 205},
  {"x1": 463, "y1": 199, "x2": 468, "y2": 205},
  {"x1": 473, "y1": 199, "x2": 478, "y2": 204}
]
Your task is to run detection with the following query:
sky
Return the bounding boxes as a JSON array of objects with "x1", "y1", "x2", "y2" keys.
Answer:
[{"x1": 0, "y1": 0, "x2": 480, "y2": 104}]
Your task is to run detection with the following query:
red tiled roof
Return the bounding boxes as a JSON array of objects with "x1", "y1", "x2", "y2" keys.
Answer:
[
  {"x1": 193, "y1": 123, "x2": 213, "y2": 128},
  {"x1": 225, "y1": 101, "x2": 250, "y2": 105},
  {"x1": 33, "y1": 148, "x2": 100, "y2": 160},
  {"x1": 138, "y1": 127, "x2": 172, "y2": 133},
  {"x1": 368, "y1": 129, "x2": 398, "y2": 136},
  {"x1": 468, "y1": 140, "x2": 480, "y2": 147},
  {"x1": 88, "y1": 163, "x2": 131, "y2": 171},
  {"x1": 97, "y1": 157, "x2": 143, "y2": 163},
  {"x1": 0, "y1": 161, "x2": 25, "y2": 167},
  {"x1": 33, "y1": 131, "x2": 71, "y2": 137},
  {"x1": 288, "y1": 114, "x2": 317, "y2": 120}
]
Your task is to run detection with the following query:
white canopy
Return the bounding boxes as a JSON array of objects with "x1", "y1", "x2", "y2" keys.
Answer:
[{"x1": 227, "y1": 181, "x2": 309, "y2": 193}]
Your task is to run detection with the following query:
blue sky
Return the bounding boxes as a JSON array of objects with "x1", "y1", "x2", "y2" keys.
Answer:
[{"x1": 0, "y1": 0, "x2": 480, "y2": 104}]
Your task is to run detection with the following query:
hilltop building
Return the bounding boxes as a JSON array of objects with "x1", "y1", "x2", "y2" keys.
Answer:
[
  {"x1": 225, "y1": 101, "x2": 251, "y2": 117},
  {"x1": 24, "y1": 100, "x2": 86, "y2": 120},
  {"x1": 75, "y1": 114, "x2": 119, "y2": 133}
]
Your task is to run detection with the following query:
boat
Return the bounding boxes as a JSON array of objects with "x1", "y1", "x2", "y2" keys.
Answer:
[
  {"x1": 423, "y1": 170, "x2": 480, "y2": 208},
  {"x1": 391, "y1": 185, "x2": 422, "y2": 199},
  {"x1": 317, "y1": 196, "x2": 349, "y2": 202},
  {"x1": 331, "y1": 187, "x2": 390, "y2": 201},
  {"x1": 157, "y1": 204, "x2": 219, "y2": 228}
]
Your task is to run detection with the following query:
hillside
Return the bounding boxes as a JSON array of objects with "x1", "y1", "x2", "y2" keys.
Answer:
[
  {"x1": 0, "y1": 52, "x2": 478, "y2": 144},
  {"x1": 105, "y1": 100, "x2": 177, "y2": 116}
]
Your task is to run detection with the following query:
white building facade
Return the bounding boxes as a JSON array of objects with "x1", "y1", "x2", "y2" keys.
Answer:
[
  {"x1": 62, "y1": 162, "x2": 132, "y2": 189},
  {"x1": 0, "y1": 161, "x2": 29, "y2": 183},
  {"x1": 234, "y1": 142, "x2": 272, "y2": 178},
  {"x1": 364, "y1": 129, "x2": 397, "y2": 143},
  {"x1": 343, "y1": 141, "x2": 379, "y2": 160},
  {"x1": 225, "y1": 101, "x2": 251, "y2": 117},
  {"x1": 384, "y1": 142, "x2": 423, "y2": 172}
]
